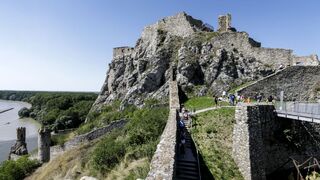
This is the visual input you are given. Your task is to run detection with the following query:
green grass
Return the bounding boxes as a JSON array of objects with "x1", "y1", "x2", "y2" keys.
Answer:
[
  {"x1": 51, "y1": 132, "x2": 73, "y2": 146},
  {"x1": 184, "y1": 96, "x2": 229, "y2": 111},
  {"x1": 184, "y1": 96, "x2": 214, "y2": 110},
  {"x1": 192, "y1": 107, "x2": 244, "y2": 180}
]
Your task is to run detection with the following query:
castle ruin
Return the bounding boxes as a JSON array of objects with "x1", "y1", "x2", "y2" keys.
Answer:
[
  {"x1": 9, "y1": 127, "x2": 28, "y2": 159},
  {"x1": 113, "y1": 46, "x2": 134, "y2": 58},
  {"x1": 218, "y1": 14, "x2": 233, "y2": 32},
  {"x1": 38, "y1": 127, "x2": 51, "y2": 163}
]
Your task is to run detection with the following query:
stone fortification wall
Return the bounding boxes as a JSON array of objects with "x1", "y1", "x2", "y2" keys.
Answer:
[
  {"x1": 233, "y1": 104, "x2": 273, "y2": 180},
  {"x1": 142, "y1": 12, "x2": 208, "y2": 40},
  {"x1": 249, "y1": 47, "x2": 292, "y2": 68},
  {"x1": 50, "y1": 120, "x2": 127, "y2": 159},
  {"x1": 113, "y1": 47, "x2": 134, "y2": 59},
  {"x1": 233, "y1": 104, "x2": 320, "y2": 179},
  {"x1": 292, "y1": 54, "x2": 319, "y2": 66},
  {"x1": 211, "y1": 32, "x2": 293, "y2": 69},
  {"x1": 146, "y1": 81, "x2": 180, "y2": 180},
  {"x1": 238, "y1": 66, "x2": 320, "y2": 101}
]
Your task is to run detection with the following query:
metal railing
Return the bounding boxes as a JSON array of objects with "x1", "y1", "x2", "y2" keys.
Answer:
[{"x1": 275, "y1": 101, "x2": 320, "y2": 122}]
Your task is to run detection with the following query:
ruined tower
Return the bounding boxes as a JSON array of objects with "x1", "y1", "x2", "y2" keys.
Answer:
[
  {"x1": 38, "y1": 127, "x2": 51, "y2": 163},
  {"x1": 9, "y1": 127, "x2": 28, "y2": 159},
  {"x1": 218, "y1": 14, "x2": 233, "y2": 32},
  {"x1": 17, "y1": 127, "x2": 26, "y2": 142}
]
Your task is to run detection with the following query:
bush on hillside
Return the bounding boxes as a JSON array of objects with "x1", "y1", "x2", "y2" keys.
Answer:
[
  {"x1": 90, "y1": 105, "x2": 169, "y2": 174},
  {"x1": 0, "y1": 156, "x2": 40, "y2": 180}
]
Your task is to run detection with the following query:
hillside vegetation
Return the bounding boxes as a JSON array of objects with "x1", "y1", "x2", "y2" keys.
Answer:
[
  {"x1": 27, "y1": 101, "x2": 169, "y2": 180},
  {"x1": 0, "y1": 156, "x2": 40, "y2": 180},
  {"x1": 0, "y1": 91, "x2": 97, "y2": 131}
]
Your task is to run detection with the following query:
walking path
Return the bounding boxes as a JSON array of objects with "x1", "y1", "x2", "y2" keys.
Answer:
[{"x1": 193, "y1": 106, "x2": 234, "y2": 115}]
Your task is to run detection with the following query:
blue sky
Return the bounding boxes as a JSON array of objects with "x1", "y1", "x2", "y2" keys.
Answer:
[{"x1": 0, "y1": 0, "x2": 319, "y2": 91}]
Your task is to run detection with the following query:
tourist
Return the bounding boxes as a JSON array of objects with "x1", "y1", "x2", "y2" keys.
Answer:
[
  {"x1": 229, "y1": 94, "x2": 235, "y2": 106},
  {"x1": 180, "y1": 136, "x2": 186, "y2": 157},
  {"x1": 178, "y1": 118, "x2": 185, "y2": 132},
  {"x1": 257, "y1": 94, "x2": 263, "y2": 102},
  {"x1": 222, "y1": 91, "x2": 226, "y2": 98},
  {"x1": 213, "y1": 95, "x2": 218, "y2": 106},
  {"x1": 267, "y1": 95, "x2": 273, "y2": 103},
  {"x1": 246, "y1": 97, "x2": 251, "y2": 103}
]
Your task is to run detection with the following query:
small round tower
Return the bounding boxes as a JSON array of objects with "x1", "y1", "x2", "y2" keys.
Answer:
[{"x1": 38, "y1": 127, "x2": 51, "y2": 163}]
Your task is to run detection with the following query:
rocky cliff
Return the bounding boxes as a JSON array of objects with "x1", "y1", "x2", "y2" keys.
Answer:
[{"x1": 93, "y1": 12, "x2": 319, "y2": 108}]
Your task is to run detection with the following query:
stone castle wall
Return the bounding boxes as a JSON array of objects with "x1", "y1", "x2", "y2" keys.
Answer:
[
  {"x1": 233, "y1": 104, "x2": 320, "y2": 179},
  {"x1": 50, "y1": 120, "x2": 127, "y2": 160},
  {"x1": 233, "y1": 104, "x2": 272, "y2": 180},
  {"x1": 113, "y1": 47, "x2": 134, "y2": 58},
  {"x1": 238, "y1": 66, "x2": 320, "y2": 101},
  {"x1": 292, "y1": 54, "x2": 319, "y2": 66},
  {"x1": 250, "y1": 47, "x2": 292, "y2": 67},
  {"x1": 146, "y1": 81, "x2": 180, "y2": 179}
]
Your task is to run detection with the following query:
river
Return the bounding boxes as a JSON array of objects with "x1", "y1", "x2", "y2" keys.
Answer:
[{"x1": 0, "y1": 100, "x2": 40, "y2": 163}]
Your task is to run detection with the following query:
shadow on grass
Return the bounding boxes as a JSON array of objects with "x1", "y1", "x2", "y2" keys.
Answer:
[{"x1": 199, "y1": 153, "x2": 215, "y2": 180}]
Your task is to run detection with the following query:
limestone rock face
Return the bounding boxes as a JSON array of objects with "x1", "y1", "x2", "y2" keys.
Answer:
[{"x1": 93, "y1": 12, "x2": 319, "y2": 109}]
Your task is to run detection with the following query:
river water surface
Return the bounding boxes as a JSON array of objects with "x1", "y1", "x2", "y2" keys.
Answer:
[{"x1": 0, "y1": 100, "x2": 40, "y2": 162}]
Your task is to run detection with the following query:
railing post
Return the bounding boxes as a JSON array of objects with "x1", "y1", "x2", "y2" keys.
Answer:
[{"x1": 280, "y1": 91, "x2": 284, "y2": 111}]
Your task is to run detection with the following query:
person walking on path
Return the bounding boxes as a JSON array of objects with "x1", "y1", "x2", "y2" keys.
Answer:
[
  {"x1": 213, "y1": 95, "x2": 219, "y2": 106},
  {"x1": 267, "y1": 95, "x2": 274, "y2": 103}
]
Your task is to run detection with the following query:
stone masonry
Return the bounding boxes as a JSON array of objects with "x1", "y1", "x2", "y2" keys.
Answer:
[
  {"x1": 218, "y1": 14, "x2": 232, "y2": 32},
  {"x1": 238, "y1": 66, "x2": 320, "y2": 101},
  {"x1": 49, "y1": 119, "x2": 127, "y2": 160},
  {"x1": 146, "y1": 81, "x2": 180, "y2": 180},
  {"x1": 233, "y1": 104, "x2": 272, "y2": 180},
  {"x1": 9, "y1": 127, "x2": 28, "y2": 159},
  {"x1": 233, "y1": 103, "x2": 320, "y2": 179},
  {"x1": 38, "y1": 127, "x2": 51, "y2": 163}
]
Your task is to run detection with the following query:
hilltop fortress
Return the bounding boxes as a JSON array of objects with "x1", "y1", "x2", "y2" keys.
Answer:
[{"x1": 94, "y1": 12, "x2": 319, "y2": 108}]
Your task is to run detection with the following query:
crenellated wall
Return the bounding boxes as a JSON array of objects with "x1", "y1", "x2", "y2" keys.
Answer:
[{"x1": 146, "y1": 81, "x2": 180, "y2": 180}]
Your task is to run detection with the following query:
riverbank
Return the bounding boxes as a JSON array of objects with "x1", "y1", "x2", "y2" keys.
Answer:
[{"x1": 0, "y1": 100, "x2": 41, "y2": 163}]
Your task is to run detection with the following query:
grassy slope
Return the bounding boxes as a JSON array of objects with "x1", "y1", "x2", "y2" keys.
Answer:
[
  {"x1": 192, "y1": 108, "x2": 244, "y2": 180},
  {"x1": 184, "y1": 96, "x2": 230, "y2": 111},
  {"x1": 26, "y1": 103, "x2": 169, "y2": 180}
]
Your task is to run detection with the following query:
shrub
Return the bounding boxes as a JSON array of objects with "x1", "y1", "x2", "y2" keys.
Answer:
[
  {"x1": 18, "y1": 107, "x2": 30, "y2": 118},
  {"x1": 0, "y1": 156, "x2": 40, "y2": 180},
  {"x1": 92, "y1": 134, "x2": 126, "y2": 171}
]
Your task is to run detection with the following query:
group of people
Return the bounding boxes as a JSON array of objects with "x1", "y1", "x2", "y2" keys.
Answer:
[
  {"x1": 178, "y1": 105, "x2": 191, "y2": 157},
  {"x1": 213, "y1": 91, "x2": 275, "y2": 106}
]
